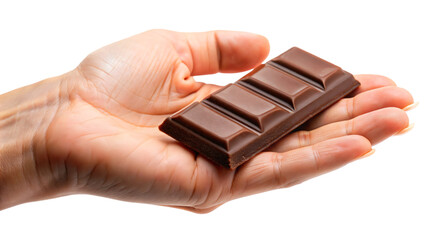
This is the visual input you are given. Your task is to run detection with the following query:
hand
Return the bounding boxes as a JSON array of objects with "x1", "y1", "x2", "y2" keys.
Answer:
[{"x1": 0, "y1": 30, "x2": 414, "y2": 212}]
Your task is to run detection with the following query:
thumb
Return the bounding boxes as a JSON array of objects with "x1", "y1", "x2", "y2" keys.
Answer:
[
  {"x1": 177, "y1": 30, "x2": 269, "y2": 98},
  {"x1": 182, "y1": 30, "x2": 270, "y2": 75},
  {"x1": 153, "y1": 29, "x2": 270, "y2": 76}
]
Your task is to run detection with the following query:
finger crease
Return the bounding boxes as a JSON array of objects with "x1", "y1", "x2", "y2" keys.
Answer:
[
  {"x1": 311, "y1": 146, "x2": 322, "y2": 171},
  {"x1": 298, "y1": 131, "x2": 311, "y2": 148},
  {"x1": 213, "y1": 31, "x2": 222, "y2": 71},
  {"x1": 187, "y1": 159, "x2": 199, "y2": 205},
  {"x1": 272, "y1": 153, "x2": 286, "y2": 188},
  {"x1": 185, "y1": 37, "x2": 196, "y2": 73},
  {"x1": 346, "y1": 98, "x2": 355, "y2": 119},
  {"x1": 345, "y1": 119, "x2": 354, "y2": 135}
]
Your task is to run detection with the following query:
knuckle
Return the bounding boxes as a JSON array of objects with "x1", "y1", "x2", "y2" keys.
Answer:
[
  {"x1": 311, "y1": 145, "x2": 322, "y2": 172},
  {"x1": 271, "y1": 153, "x2": 288, "y2": 188},
  {"x1": 345, "y1": 119, "x2": 355, "y2": 135},
  {"x1": 345, "y1": 98, "x2": 355, "y2": 119},
  {"x1": 298, "y1": 131, "x2": 311, "y2": 148}
]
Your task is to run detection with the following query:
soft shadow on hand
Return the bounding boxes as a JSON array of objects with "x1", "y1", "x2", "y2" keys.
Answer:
[{"x1": 44, "y1": 30, "x2": 413, "y2": 213}]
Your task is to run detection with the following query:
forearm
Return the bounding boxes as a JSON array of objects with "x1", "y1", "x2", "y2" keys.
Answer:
[{"x1": 0, "y1": 75, "x2": 68, "y2": 210}]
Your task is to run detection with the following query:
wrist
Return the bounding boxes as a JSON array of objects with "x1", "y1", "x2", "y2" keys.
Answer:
[{"x1": 0, "y1": 73, "x2": 72, "y2": 210}]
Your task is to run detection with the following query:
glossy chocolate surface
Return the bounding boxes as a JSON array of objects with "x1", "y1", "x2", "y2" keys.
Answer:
[{"x1": 159, "y1": 47, "x2": 360, "y2": 169}]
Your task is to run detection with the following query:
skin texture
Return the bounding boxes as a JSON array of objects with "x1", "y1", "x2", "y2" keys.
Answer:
[{"x1": 0, "y1": 30, "x2": 414, "y2": 212}]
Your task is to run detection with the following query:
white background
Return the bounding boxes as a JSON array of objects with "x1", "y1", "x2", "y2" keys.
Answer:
[{"x1": 0, "y1": 0, "x2": 425, "y2": 239}]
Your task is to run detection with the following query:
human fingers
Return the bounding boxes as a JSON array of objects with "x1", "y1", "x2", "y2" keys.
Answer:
[
  {"x1": 232, "y1": 135, "x2": 372, "y2": 198},
  {"x1": 153, "y1": 30, "x2": 270, "y2": 75},
  {"x1": 348, "y1": 74, "x2": 397, "y2": 97},
  {"x1": 302, "y1": 86, "x2": 413, "y2": 130},
  {"x1": 269, "y1": 107, "x2": 409, "y2": 153}
]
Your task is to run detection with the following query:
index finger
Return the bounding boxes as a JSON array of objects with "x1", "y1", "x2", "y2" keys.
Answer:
[{"x1": 348, "y1": 74, "x2": 396, "y2": 97}]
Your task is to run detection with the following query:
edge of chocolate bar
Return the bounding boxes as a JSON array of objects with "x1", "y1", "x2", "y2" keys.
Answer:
[{"x1": 159, "y1": 47, "x2": 360, "y2": 169}]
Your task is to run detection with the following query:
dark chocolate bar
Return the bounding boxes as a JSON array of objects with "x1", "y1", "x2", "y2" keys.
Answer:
[{"x1": 159, "y1": 47, "x2": 360, "y2": 169}]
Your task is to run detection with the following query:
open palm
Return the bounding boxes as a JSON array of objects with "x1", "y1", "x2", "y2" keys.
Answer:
[{"x1": 44, "y1": 30, "x2": 413, "y2": 212}]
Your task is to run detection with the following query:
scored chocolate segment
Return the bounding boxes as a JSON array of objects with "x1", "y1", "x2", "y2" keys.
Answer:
[
  {"x1": 205, "y1": 84, "x2": 291, "y2": 132},
  {"x1": 159, "y1": 47, "x2": 360, "y2": 169},
  {"x1": 271, "y1": 47, "x2": 345, "y2": 89},
  {"x1": 173, "y1": 103, "x2": 256, "y2": 151},
  {"x1": 239, "y1": 64, "x2": 321, "y2": 110}
]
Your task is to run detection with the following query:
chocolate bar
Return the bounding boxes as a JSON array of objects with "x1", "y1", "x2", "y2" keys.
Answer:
[{"x1": 159, "y1": 47, "x2": 360, "y2": 169}]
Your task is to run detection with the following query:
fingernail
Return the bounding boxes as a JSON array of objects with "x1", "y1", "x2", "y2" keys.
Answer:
[
  {"x1": 403, "y1": 101, "x2": 419, "y2": 111},
  {"x1": 358, "y1": 149, "x2": 375, "y2": 160},
  {"x1": 396, "y1": 123, "x2": 415, "y2": 135}
]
